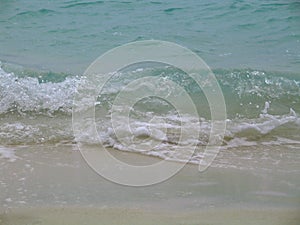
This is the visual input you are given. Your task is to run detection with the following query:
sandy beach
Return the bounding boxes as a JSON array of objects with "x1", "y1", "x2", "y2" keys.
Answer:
[
  {"x1": 1, "y1": 144, "x2": 299, "y2": 224},
  {"x1": 1, "y1": 206, "x2": 299, "y2": 225}
]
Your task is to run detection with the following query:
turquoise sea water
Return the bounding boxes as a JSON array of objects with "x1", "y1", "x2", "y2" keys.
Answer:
[
  {"x1": 0, "y1": 0, "x2": 299, "y2": 72},
  {"x1": 0, "y1": 0, "x2": 300, "y2": 164}
]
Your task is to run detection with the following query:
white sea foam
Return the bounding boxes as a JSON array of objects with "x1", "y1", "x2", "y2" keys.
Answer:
[
  {"x1": 0, "y1": 66, "x2": 78, "y2": 114},
  {"x1": 1, "y1": 65, "x2": 300, "y2": 163},
  {"x1": 0, "y1": 146, "x2": 18, "y2": 162}
]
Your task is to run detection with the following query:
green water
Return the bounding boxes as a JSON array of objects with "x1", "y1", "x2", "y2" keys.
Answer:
[{"x1": 0, "y1": 0, "x2": 299, "y2": 72}]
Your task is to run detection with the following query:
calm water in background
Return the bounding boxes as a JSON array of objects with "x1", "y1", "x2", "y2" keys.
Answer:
[{"x1": 0, "y1": 0, "x2": 299, "y2": 73}]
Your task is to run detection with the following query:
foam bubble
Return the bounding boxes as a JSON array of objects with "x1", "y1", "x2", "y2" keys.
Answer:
[
  {"x1": 0, "y1": 146, "x2": 18, "y2": 162},
  {"x1": 0, "y1": 66, "x2": 79, "y2": 115},
  {"x1": 0, "y1": 65, "x2": 299, "y2": 164}
]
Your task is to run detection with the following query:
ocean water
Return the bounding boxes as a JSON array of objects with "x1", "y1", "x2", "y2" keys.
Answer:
[
  {"x1": 0, "y1": 0, "x2": 299, "y2": 72},
  {"x1": 0, "y1": 0, "x2": 300, "y2": 165}
]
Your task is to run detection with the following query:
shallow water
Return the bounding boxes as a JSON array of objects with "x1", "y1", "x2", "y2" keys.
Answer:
[
  {"x1": 0, "y1": 144, "x2": 299, "y2": 208},
  {"x1": 0, "y1": 144, "x2": 299, "y2": 224}
]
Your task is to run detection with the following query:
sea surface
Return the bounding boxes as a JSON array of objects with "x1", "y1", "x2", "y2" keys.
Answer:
[
  {"x1": 1, "y1": 1, "x2": 300, "y2": 223},
  {"x1": 0, "y1": 0, "x2": 300, "y2": 166}
]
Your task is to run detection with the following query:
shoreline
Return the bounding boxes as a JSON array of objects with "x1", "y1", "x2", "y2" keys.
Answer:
[
  {"x1": 1, "y1": 206, "x2": 299, "y2": 225},
  {"x1": 0, "y1": 144, "x2": 299, "y2": 224}
]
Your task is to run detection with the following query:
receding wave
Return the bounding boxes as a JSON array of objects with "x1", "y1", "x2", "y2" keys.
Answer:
[{"x1": 0, "y1": 64, "x2": 299, "y2": 164}]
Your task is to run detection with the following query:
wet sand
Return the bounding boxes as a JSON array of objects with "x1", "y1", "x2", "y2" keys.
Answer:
[
  {"x1": 0, "y1": 144, "x2": 299, "y2": 224},
  {"x1": 1, "y1": 207, "x2": 299, "y2": 225}
]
